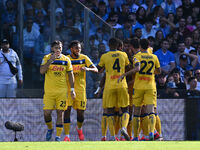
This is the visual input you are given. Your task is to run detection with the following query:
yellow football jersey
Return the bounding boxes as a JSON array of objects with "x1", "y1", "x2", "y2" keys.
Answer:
[
  {"x1": 133, "y1": 52, "x2": 160, "y2": 90},
  {"x1": 41, "y1": 54, "x2": 73, "y2": 93},
  {"x1": 147, "y1": 47, "x2": 153, "y2": 54},
  {"x1": 98, "y1": 50, "x2": 130, "y2": 90},
  {"x1": 67, "y1": 54, "x2": 93, "y2": 92}
]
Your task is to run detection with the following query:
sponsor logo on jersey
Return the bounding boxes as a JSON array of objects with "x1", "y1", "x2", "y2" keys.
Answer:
[{"x1": 52, "y1": 66, "x2": 64, "y2": 71}]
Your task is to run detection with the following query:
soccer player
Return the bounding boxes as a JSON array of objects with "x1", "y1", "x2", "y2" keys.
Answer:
[
  {"x1": 40, "y1": 40, "x2": 75, "y2": 141},
  {"x1": 118, "y1": 39, "x2": 161, "y2": 141},
  {"x1": 97, "y1": 37, "x2": 130, "y2": 141},
  {"x1": 63, "y1": 40, "x2": 98, "y2": 141}
]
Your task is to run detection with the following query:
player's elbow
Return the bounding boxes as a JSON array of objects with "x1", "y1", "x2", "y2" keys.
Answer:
[{"x1": 40, "y1": 67, "x2": 45, "y2": 75}]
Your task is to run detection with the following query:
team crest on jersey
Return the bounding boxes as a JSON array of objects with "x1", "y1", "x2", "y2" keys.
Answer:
[
  {"x1": 80, "y1": 60, "x2": 83, "y2": 64},
  {"x1": 62, "y1": 61, "x2": 65, "y2": 65}
]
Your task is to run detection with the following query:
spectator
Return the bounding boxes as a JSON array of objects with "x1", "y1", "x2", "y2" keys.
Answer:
[
  {"x1": 0, "y1": 39, "x2": 23, "y2": 97},
  {"x1": 156, "y1": 17, "x2": 175, "y2": 38},
  {"x1": 115, "y1": 28, "x2": 124, "y2": 40},
  {"x1": 128, "y1": 12, "x2": 143, "y2": 35},
  {"x1": 184, "y1": 36, "x2": 195, "y2": 53},
  {"x1": 121, "y1": 19, "x2": 133, "y2": 39},
  {"x1": 126, "y1": 0, "x2": 139, "y2": 13},
  {"x1": 184, "y1": 70, "x2": 193, "y2": 90},
  {"x1": 191, "y1": 3, "x2": 200, "y2": 23},
  {"x1": 174, "y1": 41, "x2": 186, "y2": 66},
  {"x1": 177, "y1": 54, "x2": 197, "y2": 82},
  {"x1": 182, "y1": 0, "x2": 193, "y2": 17},
  {"x1": 107, "y1": 0, "x2": 120, "y2": 14},
  {"x1": 175, "y1": 6, "x2": 183, "y2": 24},
  {"x1": 154, "y1": 39, "x2": 175, "y2": 74},
  {"x1": 1, "y1": 0, "x2": 17, "y2": 42},
  {"x1": 95, "y1": 1, "x2": 109, "y2": 21},
  {"x1": 141, "y1": 0, "x2": 156, "y2": 14},
  {"x1": 192, "y1": 29, "x2": 200, "y2": 45},
  {"x1": 147, "y1": 36, "x2": 156, "y2": 51},
  {"x1": 134, "y1": 28, "x2": 142, "y2": 39},
  {"x1": 118, "y1": 3, "x2": 130, "y2": 24},
  {"x1": 195, "y1": 69, "x2": 200, "y2": 91},
  {"x1": 141, "y1": 18, "x2": 157, "y2": 39},
  {"x1": 177, "y1": 18, "x2": 191, "y2": 39},
  {"x1": 171, "y1": 68, "x2": 187, "y2": 98},
  {"x1": 136, "y1": 6, "x2": 146, "y2": 25},
  {"x1": 23, "y1": 17, "x2": 40, "y2": 88},
  {"x1": 23, "y1": 17, "x2": 40, "y2": 61},
  {"x1": 186, "y1": 76, "x2": 200, "y2": 98},
  {"x1": 186, "y1": 15, "x2": 196, "y2": 32},
  {"x1": 156, "y1": 73, "x2": 167, "y2": 98},
  {"x1": 154, "y1": 30, "x2": 164, "y2": 51},
  {"x1": 161, "y1": 0, "x2": 176, "y2": 16},
  {"x1": 98, "y1": 42, "x2": 107, "y2": 56}
]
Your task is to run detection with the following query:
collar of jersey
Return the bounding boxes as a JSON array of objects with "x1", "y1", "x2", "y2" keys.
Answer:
[{"x1": 110, "y1": 49, "x2": 117, "y2": 51}]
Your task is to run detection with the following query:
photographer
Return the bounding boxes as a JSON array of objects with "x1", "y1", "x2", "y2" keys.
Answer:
[{"x1": 0, "y1": 39, "x2": 23, "y2": 97}]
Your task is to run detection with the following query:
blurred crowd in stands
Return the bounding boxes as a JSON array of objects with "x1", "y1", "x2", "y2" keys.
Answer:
[{"x1": 0, "y1": 0, "x2": 200, "y2": 98}]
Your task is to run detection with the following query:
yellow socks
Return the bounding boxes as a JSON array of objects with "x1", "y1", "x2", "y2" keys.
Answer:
[
  {"x1": 56, "y1": 124, "x2": 63, "y2": 137},
  {"x1": 121, "y1": 112, "x2": 130, "y2": 128},
  {"x1": 114, "y1": 114, "x2": 120, "y2": 135},
  {"x1": 107, "y1": 115, "x2": 115, "y2": 136},
  {"x1": 45, "y1": 120, "x2": 53, "y2": 130},
  {"x1": 77, "y1": 120, "x2": 83, "y2": 129},
  {"x1": 141, "y1": 114, "x2": 149, "y2": 136},
  {"x1": 155, "y1": 114, "x2": 161, "y2": 135},
  {"x1": 149, "y1": 113, "x2": 156, "y2": 133},
  {"x1": 101, "y1": 114, "x2": 108, "y2": 137},
  {"x1": 133, "y1": 115, "x2": 140, "y2": 138}
]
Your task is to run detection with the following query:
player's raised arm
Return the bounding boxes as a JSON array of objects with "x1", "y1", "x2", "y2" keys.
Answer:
[{"x1": 40, "y1": 53, "x2": 56, "y2": 74}]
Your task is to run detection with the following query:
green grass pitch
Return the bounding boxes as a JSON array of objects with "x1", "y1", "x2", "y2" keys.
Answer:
[{"x1": 0, "y1": 141, "x2": 200, "y2": 150}]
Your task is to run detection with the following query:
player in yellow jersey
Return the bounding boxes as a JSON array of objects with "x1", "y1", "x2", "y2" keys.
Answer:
[
  {"x1": 63, "y1": 40, "x2": 98, "y2": 141},
  {"x1": 97, "y1": 38, "x2": 130, "y2": 141},
  {"x1": 118, "y1": 39, "x2": 161, "y2": 141},
  {"x1": 40, "y1": 40, "x2": 76, "y2": 141}
]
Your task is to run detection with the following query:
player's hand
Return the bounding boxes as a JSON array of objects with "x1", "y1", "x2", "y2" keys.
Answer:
[
  {"x1": 71, "y1": 91, "x2": 76, "y2": 99},
  {"x1": 117, "y1": 75, "x2": 124, "y2": 83},
  {"x1": 80, "y1": 67, "x2": 88, "y2": 71},
  {"x1": 49, "y1": 53, "x2": 57, "y2": 62}
]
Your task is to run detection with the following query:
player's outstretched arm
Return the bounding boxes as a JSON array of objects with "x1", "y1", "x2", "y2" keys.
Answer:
[
  {"x1": 81, "y1": 64, "x2": 98, "y2": 73},
  {"x1": 118, "y1": 65, "x2": 140, "y2": 83}
]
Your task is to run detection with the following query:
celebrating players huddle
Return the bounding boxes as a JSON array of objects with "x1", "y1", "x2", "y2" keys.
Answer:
[{"x1": 40, "y1": 37, "x2": 163, "y2": 141}]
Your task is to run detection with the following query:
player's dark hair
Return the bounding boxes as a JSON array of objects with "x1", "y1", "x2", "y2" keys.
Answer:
[
  {"x1": 69, "y1": 40, "x2": 81, "y2": 49},
  {"x1": 117, "y1": 39, "x2": 123, "y2": 50},
  {"x1": 140, "y1": 39, "x2": 149, "y2": 50},
  {"x1": 51, "y1": 40, "x2": 62, "y2": 47},
  {"x1": 109, "y1": 38, "x2": 119, "y2": 50},
  {"x1": 130, "y1": 38, "x2": 140, "y2": 49}
]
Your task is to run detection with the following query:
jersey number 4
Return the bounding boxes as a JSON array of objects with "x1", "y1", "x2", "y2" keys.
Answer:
[
  {"x1": 112, "y1": 58, "x2": 121, "y2": 72},
  {"x1": 139, "y1": 60, "x2": 154, "y2": 75}
]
